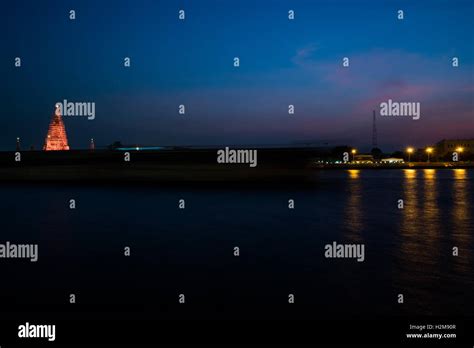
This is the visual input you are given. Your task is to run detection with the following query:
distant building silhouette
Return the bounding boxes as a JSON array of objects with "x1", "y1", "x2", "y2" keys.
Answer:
[
  {"x1": 436, "y1": 139, "x2": 474, "y2": 156},
  {"x1": 43, "y1": 104, "x2": 70, "y2": 151}
]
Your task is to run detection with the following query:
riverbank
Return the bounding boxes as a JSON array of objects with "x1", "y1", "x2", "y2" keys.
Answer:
[{"x1": 0, "y1": 149, "x2": 472, "y2": 184}]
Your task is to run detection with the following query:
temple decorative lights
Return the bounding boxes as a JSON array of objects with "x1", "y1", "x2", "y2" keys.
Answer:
[{"x1": 43, "y1": 104, "x2": 70, "y2": 151}]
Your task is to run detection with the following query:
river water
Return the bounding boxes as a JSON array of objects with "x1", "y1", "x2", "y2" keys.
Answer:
[{"x1": 1, "y1": 169, "x2": 472, "y2": 320}]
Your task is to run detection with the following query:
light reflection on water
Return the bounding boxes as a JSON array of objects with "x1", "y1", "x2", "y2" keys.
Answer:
[
  {"x1": 396, "y1": 168, "x2": 472, "y2": 314},
  {"x1": 345, "y1": 170, "x2": 363, "y2": 242},
  {"x1": 452, "y1": 169, "x2": 471, "y2": 272},
  {"x1": 421, "y1": 168, "x2": 440, "y2": 264},
  {"x1": 400, "y1": 169, "x2": 421, "y2": 271},
  {"x1": 0, "y1": 169, "x2": 472, "y2": 318},
  {"x1": 338, "y1": 168, "x2": 473, "y2": 314}
]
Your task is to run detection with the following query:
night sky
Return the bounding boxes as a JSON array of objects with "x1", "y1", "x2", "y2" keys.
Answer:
[{"x1": 2, "y1": 0, "x2": 473, "y2": 151}]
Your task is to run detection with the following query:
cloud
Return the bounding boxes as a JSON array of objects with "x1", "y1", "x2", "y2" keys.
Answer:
[{"x1": 292, "y1": 43, "x2": 319, "y2": 66}]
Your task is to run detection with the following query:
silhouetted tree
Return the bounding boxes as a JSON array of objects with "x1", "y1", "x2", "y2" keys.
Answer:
[
  {"x1": 371, "y1": 147, "x2": 383, "y2": 160},
  {"x1": 108, "y1": 141, "x2": 123, "y2": 150}
]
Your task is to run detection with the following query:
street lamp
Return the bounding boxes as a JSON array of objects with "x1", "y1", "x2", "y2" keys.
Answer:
[
  {"x1": 406, "y1": 147, "x2": 414, "y2": 162},
  {"x1": 426, "y1": 147, "x2": 433, "y2": 163},
  {"x1": 456, "y1": 147, "x2": 464, "y2": 161},
  {"x1": 351, "y1": 149, "x2": 357, "y2": 162}
]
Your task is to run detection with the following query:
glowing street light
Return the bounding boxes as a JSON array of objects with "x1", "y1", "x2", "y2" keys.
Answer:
[
  {"x1": 351, "y1": 149, "x2": 357, "y2": 162},
  {"x1": 456, "y1": 147, "x2": 464, "y2": 161},
  {"x1": 426, "y1": 147, "x2": 433, "y2": 163},
  {"x1": 406, "y1": 147, "x2": 414, "y2": 162}
]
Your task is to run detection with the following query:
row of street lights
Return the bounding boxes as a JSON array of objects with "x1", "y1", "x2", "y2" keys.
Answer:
[
  {"x1": 350, "y1": 147, "x2": 465, "y2": 163},
  {"x1": 406, "y1": 146, "x2": 464, "y2": 162}
]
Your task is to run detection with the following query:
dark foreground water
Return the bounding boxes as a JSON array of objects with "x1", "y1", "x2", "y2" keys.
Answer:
[{"x1": 1, "y1": 169, "x2": 473, "y2": 320}]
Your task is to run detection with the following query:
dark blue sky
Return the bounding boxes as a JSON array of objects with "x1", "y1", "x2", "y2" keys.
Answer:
[{"x1": 2, "y1": 0, "x2": 473, "y2": 151}]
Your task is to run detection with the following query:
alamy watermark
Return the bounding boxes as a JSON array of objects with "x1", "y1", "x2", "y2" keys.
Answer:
[
  {"x1": 324, "y1": 241, "x2": 365, "y2": 262},
  {"x1": 0, "y1": 241, "x2": 38, "y2": 262},
  {"x1": 217, "y1": 147, "x2": 258, "y2": 167},
  {"x1": 56, "y1": 99, "x2": 95, "y2": 120},
  {"x1": 380, "y1": 99, "x2": 420, "y2": 120},
  {"x1": 18, "y1": 322, "x2": 55, "y2": 342}
]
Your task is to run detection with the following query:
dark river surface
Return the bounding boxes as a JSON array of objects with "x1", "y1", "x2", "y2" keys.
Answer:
[{"x1": 1, "y1": 169, "x2": 472, "y2": 320}]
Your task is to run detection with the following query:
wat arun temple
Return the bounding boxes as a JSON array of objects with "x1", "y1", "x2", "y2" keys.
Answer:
[{"x1": 43, "y1": 104, "x2": 70, "y2": 151}]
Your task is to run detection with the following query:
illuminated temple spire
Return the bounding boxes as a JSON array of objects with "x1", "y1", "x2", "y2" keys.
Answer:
[{"x1": 43, "y1": 104, "x2": 70, "y2": 151}]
